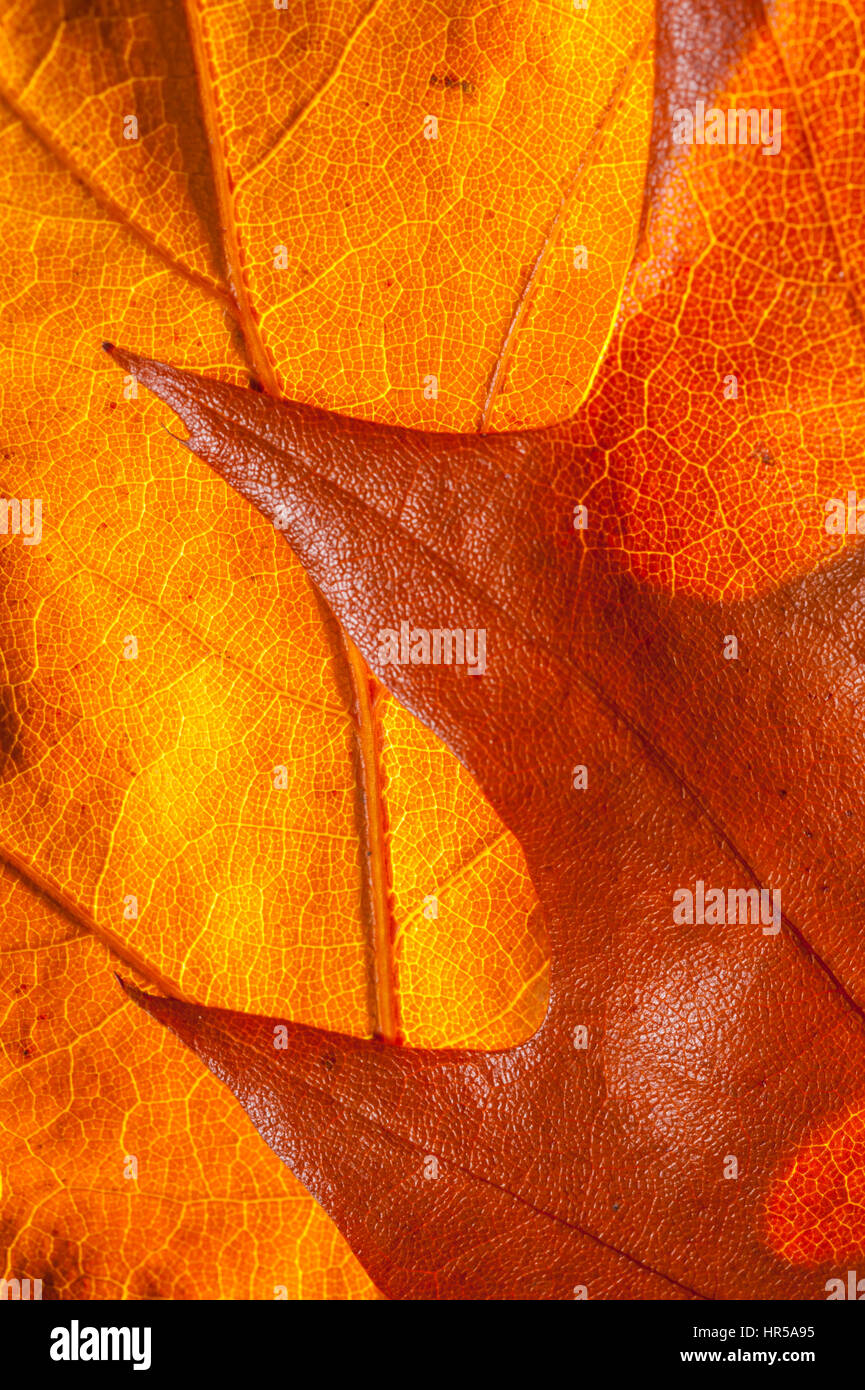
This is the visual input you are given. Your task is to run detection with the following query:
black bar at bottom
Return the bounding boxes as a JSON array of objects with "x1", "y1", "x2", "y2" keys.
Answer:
[{"x1": 2, "y1": 1295, "x2": 859, "y2": 1378}]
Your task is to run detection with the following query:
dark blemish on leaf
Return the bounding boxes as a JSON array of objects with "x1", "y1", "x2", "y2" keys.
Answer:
[
  {"x1": 752, "y1": 443, "x2": 775, "y2": 467},
  {"x1": 248, "y1": 377, "x2": 264, "y2": 392},
  {"x1": 135, "y1": 1276, "x2": 165, "y2": 1300},
  {"x1": 320, "y1": 1053, "x2": 337, "y2": 1072}
]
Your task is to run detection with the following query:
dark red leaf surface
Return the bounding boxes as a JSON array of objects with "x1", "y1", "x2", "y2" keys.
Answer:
[{"x1": 106, "y1": 342, "x2": 865, "y2": 1300}]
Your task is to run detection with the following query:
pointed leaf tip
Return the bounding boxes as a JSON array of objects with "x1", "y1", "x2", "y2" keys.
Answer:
[
  {"x1": 113, "y1": 978, "x2": 206, "y2": 1055},
  {"x1": 114, "y1": 974, "x2": 152, "y2": 1008},
  {"x1": 114, "y1": 974, "x2": 174, "y2": 1022}
]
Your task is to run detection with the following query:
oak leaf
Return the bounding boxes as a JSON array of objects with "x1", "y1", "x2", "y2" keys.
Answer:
[{"x1": 104, "y1": 268, "x2": 865, "y2": 1293}]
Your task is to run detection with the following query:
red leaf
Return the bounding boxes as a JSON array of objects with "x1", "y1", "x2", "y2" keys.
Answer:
[{"x1": 106, "y1": 342, "x2": 865, "y2": 1300}]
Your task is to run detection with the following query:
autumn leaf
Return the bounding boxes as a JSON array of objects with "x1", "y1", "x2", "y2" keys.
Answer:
[
  {"x1": 99, "y1": 0, "x2": 865, "y2": 1300},
  {"x1": 4, "y1": 0, "x2": 865, "y2": 1301}
]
